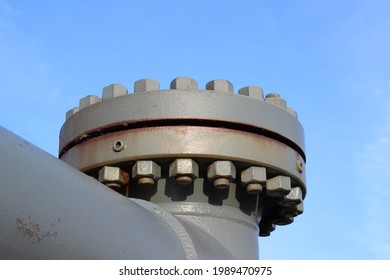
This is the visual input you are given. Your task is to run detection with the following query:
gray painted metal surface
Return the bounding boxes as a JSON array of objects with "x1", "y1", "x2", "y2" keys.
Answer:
[
  {"x1": 0, "y1": 126, "x2": 258, "y2": 259},
  {"x1": 0, "y1": 126, "x2": 187, "y2": 259},
  {"x1": 59, "y1": 77, "x2": 307, "y2": 240},
  {"x1": 59, "y1": 90, "x2": 305, "y2": 156},
  {"x1": 0, "y1": 77, "x2": 307, "y2": 259}
]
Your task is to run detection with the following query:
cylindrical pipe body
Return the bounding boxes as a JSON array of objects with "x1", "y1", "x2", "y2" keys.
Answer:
[
  {"x1": 0, "y1": 126, "x2": 187, "y2": 259},
  {"x1": 0, "y1": 126, "x2": 258, "y2": 259},
  {"x1": 158, "y1": 202, "x2": 259, "y2": 259}
]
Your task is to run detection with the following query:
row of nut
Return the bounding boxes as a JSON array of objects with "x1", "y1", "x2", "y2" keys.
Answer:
[
  {"x1": 97, "y1": 159, "x2": 304, "y2": 236},
  {"x1": 66, "y1": 77, "x2": 298, "y2": 120}
]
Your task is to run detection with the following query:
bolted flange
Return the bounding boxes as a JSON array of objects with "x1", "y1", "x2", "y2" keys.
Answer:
[{"x1": 59, "y1": 76, "x2": 307, "y2": 237}]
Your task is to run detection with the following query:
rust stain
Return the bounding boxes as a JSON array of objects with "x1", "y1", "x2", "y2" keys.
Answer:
[
  {"x1": 44, "y1": 231, "x2": 58, "y2": 238},
  {"x1": 16, "y1": 216, "x2": 58, "y2": 243}
]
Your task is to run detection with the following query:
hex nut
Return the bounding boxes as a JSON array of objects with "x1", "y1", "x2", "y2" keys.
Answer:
[
  {"x1": 296, "y1": 160, "x2": 304, "y2": 173},
  {"x1": 208, "y1": 161, "x2": 236, "y2": 178},
  {"x1": 278, "y1": 187, "x2": 303, "y2": 207},
  {"x1": 132, "y1": 160, "x2": 161, "y2": 185},
  {"x1": 66, "y1": 107, "x2": 79, "y2": 120},
  {"x1": 271, "y1": 215, "x2": 294, "y2": 226},
  {"x1": 238, "y1": 86, "x2": 264, "y2": 100},
  {"x1": 241, "y1": 166, "x2": 267, "y2": 184},
  {"x1": 98, "y1": 166, "x2": 129, "y2": 188},
  {"x1": 280, "y1": 202, "x2": 304, "y2": 218},
  {"x1": 207, "y1": 161, "x2": 236, "y2": 189},
  {"x1": 279, "y1": 208, "x2": 298, "y2": 218},
  {"x1": 206, "y1": 79, "x2": 234, "y2": 94},
  {"x1": 259, "y1": 220, "x2": 276, "y2": 237},
  {"x1": 169, "y1": 158, "x2": 199, "y2": 185},
  {"x1": 265, "y1": 175, "x2": 291, "y2": 197},
  {"x1": 170, "y1": 77, "x2": 198, "y2": 90},
  {"x1": 102, "y1": 84, "x2": 128, "y2": 100},
  {"x1": 265, "y1": 93, "x2": 287, "y2": 110},
  {"x1": 287, "y1": 107, "x2": 298, "y2": 118},
  {"x1": 134, "y1": 78, "x2": 160, "y2": 93},
  {"x1": 296, "y1": 202, "x2": 304, "y2": 215},
  {"x1": 79, "y1": 95, "x2": 101, "y2": 109},
  {"x1": 241, "y1": 166, "x2": 267, "y2": 194}
]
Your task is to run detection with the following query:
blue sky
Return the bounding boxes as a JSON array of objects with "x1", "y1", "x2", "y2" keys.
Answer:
[{"x1": 1, "y1": 0, "x2": 389, "y2": 259}]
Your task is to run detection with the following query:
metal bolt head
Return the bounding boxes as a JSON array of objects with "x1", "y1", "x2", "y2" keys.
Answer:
[
  {"x1": 265, "y1": 93, "x2": 287, "y2": 110},
  {"x1": 296, "y1": 202, "x2": 304, "y2": 215},
  {"x1": 278, "y1": 187, "x2": 303, "y2": 207},
  {"x1": 132, "y1": 160, "x2": 161, "y2": 185},
  {"x1": 241, "y1": 166, "x2": 267, "y2": 184},
  {"x1": 241, "y1": 166, "x2": 267, "y2": 194},
  {"x1": 102, "y1": 84, "x2": 128, "y2": 100},
  {"x1": 169, "y1": 158, "x2": 199, "y2": 185},
  {"x1": 238, "y1": 86, "x2": 264, "y2": 100},
  {"x1": 134, "y1": 78, "x2": 160, "y2": 93},
  {"x1": 170, "y1": 77, "x2": 198, "y2": 90},
  {"x1": 206, "y1": 79, "x2": 234, "y2": 94},
  {"x1": 271, "y1": 215, "x2": 294, "y2": 226},
  {"x1": 65, "y1": 107, "x2": 79, "y2": 120},
  {"x1": 259, "y1": 220, "x2": 276, "y2": 237},
  {"x1": 207, "y1": 161, "x2": 236, "y2": 189},
  {"x1": 259, "y1": 225, "x2": 276, "y2": 237},
  {"x1": 279, "y1": 202, "x2": 304, "y2": 218},
  {"x1": 266, "y1": 175, "x2": 291, "y2": 197},
  {"x1": 98, "y1": 166, "x2": 129, "y2": 188},
  {"x1": 79, "y1": 95, "x2": 101, "y2": 109},
  {"x1": 295, "y1": 201, "x2": 305, "y2": 215},
  {"x1": 287, "y1": 107, "x2": 298, "y2": 118},
  {"x1": 296, "y1": 160, "x2": 304, "y2": 173}
]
